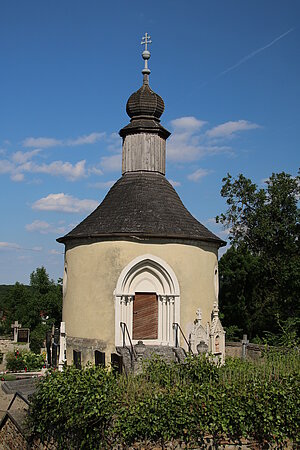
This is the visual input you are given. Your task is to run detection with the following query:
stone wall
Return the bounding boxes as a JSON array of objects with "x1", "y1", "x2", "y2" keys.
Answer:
[
  {"x1": 0, "y1": 339, "x2": 30, "y2": 371},
  {"x1": 0, "y1": 415, "x2": 28, "y2": 450},
  {"x1": 225, "y1": 341, "x2": 264, "y2": 360}
]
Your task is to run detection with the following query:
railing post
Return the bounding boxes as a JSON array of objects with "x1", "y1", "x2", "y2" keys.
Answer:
[
  {"x1": 120, "y1": 322, "x2": 137, "y2": 361},
  {"x1": 173, "y1": 323, "x2": 178, "y2": 347},
  {"x1": 188, "y1": 334, "x2": 192, "y2": 354}
]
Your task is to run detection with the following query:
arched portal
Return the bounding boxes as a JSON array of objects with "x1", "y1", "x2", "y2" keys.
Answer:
[{"x1": 114, "y1": 254, "x2": 180, "y2": 346}]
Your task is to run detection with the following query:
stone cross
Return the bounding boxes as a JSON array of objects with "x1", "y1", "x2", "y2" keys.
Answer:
[
  {"x1": 11, "y1": 320, "x2": 21, "y2": 342},
  {"x1": 196, "y1": 308, "x2": 202, "y2": 322}
]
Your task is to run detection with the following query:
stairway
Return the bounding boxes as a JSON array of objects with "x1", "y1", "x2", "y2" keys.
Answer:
[{"x1": 116, "y1": 341, "x2": 187, "y2": 374}]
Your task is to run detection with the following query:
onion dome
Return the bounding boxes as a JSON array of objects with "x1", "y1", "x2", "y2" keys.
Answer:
[
  {"x1": 126, "y1": 83, "x2": 164, "y2": 120},
  {"x1": 119, "y1": 33, "x2": 170, "y2": 139}
]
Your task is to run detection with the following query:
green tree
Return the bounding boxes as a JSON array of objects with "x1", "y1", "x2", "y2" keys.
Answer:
[
  {"x1": 4, "y1": 267, "x2": 62, "y2": 351},
  {"x1": 217, "y1": 171, "x2": 300, "y2": 340},
  {"x1": 30, "y1": 266, "x2": 62, "y2": 325}
]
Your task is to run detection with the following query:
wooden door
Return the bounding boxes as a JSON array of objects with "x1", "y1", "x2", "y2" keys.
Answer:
[{"x1": 133, "y1": 293, "x2": 158, "y2": 340}]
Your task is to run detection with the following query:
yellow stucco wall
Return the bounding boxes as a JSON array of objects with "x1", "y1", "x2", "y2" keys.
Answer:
[{"x1": 63, "y1": 238, "x2": 218, "y2": 364}]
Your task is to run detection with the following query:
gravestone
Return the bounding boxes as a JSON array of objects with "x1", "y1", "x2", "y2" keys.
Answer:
[
  {"x1": 46, "y1": 331, "x2": 52, "y2": 365},
  {"x1": 95, "y1": 350, "x2": 105, "y2": 367},
  {"x1": 17, "y1": 328, "x2": 30, "y2": 343},
  {"x1": 73, "y1": 350, "x2": 81, "y2": 369},
  {"x1": 52, "y1": 328, "x2": 60, "y2": 368},
  {"x1": 11, "y1": 321, "x2": 21, "y2": 342}
]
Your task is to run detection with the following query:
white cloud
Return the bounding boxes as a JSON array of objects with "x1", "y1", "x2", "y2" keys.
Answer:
[
  {"x1": 49, "y1": 249, "x2": 62, "y2": 255},
  {"x1": 100, "y1": 154, "x2": 122, "y2": 172},
  {"x1": 34, "y1": 160, "x2": 86, "y2": 180},
  {"x1": 32, "y1": 193, "x2": 98, "y2": 213},
  {"x1": 90, "y1": 180, "x2": 116, "y2": 189},
  {"x1": 16, "y1": 160, "x2": 86, "y2": 181},
  {"x1": 12, "y1": 149, "x2": 41, "y2": 164},
  {"x1": 26, "y1": 220, "x2": 66, "y2": 234},
  {"x1": 168, "y1": 131, "x2": 231, "y2": 163},
  {"x1": 167, "y1": 116, "x2": 259, "y2": 163},
  {"x1": 66, "y1": 132, "x2": 105, "y2": 146},
  {"x1": 23, "y1": 132, "x2": 105, "y2": 148},
  {"x1": 1, "y1": 147, "x2": 87, "y2": 181},
  {"x1": 23, "y1": 137, "x2": 62, "y2": 148},
  {"x1": 106, "y1": 132, "x2": 121, "y2": 152},
  {"x1": 187, "y1": 168, "x2": 211, "y2": 182},
  {"x1": 171, "y1": 117, "x2": 207, "y2": 131},
  {"x1": 0, "y1": 160, "x2": 14, "y2": 174},
  {"x1": 88, "y1": 166, "x2": 103, "y2": 176},
  {"x1": 0, "y1": 241, "x2": 21, "y2": 250},
  {"x1": 11, "y1": 172, "x2": 24, "y2": 182},
  {"x1": 206, "y1": 120, "x2": 260, "y2": 139},
  {"x1": 168, "y1": 179, "x2": 181, "y2": 187},
  {"x1": 0, "y1": 242, "x2": 42, "y2": 252}
]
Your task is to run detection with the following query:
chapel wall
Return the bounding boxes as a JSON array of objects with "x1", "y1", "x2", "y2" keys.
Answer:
[{"x1": 63, "y1": 239, "x2": 218, "y2": 366}]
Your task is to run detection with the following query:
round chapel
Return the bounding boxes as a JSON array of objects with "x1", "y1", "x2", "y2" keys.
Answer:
[{"x1": 57, "y1": 36, "x2": 226, "y2": 369}]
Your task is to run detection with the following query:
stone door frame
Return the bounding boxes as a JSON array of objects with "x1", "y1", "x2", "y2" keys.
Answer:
[{"x1": 114, "y1": 254, "x2": 180, "y2": 347}]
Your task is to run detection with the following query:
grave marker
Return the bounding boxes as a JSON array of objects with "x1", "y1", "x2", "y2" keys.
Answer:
[{"x1": 11, "y1": 321, "x2": 21, "y2": 342}]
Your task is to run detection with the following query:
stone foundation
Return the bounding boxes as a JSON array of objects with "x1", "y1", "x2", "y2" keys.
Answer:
[{"x1": 66, "y1": 335, "x2": 107, "y2": 366}]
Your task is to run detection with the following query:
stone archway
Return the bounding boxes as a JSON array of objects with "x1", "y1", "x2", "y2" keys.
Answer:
[{"x1": 114, "y1": 254, "x2": 180, "y2": 346}]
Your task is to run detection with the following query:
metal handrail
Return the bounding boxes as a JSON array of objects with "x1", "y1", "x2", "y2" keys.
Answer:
[
  {"x1": 173, "y1": 322, "x2": 193, "y2": 354},
  {"x1": 120, "y1": 322, "x2": 137, "y2": 361}
]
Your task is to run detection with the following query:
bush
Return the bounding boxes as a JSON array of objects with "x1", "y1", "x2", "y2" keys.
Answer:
[
  {"x1": 28, "y1": 351, "x2": 300, "y2": 449},
  {"x1": 6, "y1": 350, "x2": 45, "y2": 372},
  {"x1": 30, "y1": 324, "x2": 47, "y2": 354},
  {"x1": 6, "y1": 350, "x2": 26, "y2": 371}
]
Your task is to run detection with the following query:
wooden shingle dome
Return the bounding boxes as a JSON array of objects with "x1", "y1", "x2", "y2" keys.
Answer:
[{"x1": 126, "y1": 82, "x2": 164, "y2": 120}]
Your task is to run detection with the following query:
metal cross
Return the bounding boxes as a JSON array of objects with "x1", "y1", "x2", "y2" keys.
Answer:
[{"x1": 141, "y1": 32, "x2": 152, "y2": 51}]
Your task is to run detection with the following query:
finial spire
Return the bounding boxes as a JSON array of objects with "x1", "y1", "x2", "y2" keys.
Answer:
[{"x1": 141, "y1": 32, "x2": 152, "y2": 83}]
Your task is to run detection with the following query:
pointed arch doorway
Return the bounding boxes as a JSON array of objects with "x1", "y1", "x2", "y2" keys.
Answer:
[{"x1": 114, "y1": 254, "x2": 180, "y2": 346}]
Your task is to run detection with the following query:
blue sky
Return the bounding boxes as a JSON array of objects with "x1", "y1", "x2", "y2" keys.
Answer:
[{"x1": 0, "y1": 1, "x2": 299, "y2": 284}]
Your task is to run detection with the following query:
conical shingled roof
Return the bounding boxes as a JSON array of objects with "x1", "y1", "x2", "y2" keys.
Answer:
[{"x1": 57, "y1": 172, "x2": 225, "y2": 246}]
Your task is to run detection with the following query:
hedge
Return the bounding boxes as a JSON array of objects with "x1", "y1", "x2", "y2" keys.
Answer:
[{"x1": 28, "y1": 351, "x2": 300, "y2": 449}]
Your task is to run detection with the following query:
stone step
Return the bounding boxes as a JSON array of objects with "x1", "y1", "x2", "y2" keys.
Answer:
[{"x1": 116, "y1": 343, "x2": 187, "y2": 374}]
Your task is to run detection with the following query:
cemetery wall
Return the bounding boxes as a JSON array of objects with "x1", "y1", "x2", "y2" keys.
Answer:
[
  {"x1": 225, "y1": 341, "x2": 264, "y2": 360},
  {"x1": 0, "y1": 340, "x2": 29, "y2": 371}
]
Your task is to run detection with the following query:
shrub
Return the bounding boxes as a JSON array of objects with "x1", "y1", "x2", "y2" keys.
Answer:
[
  {"x1": 28, "y1": 351, "x2": 300, "y2": 449},
  {"x1": 6, "y1": 350, "x2": 45, "y2": 372},
  {"x1": 30, "y1": 324, "x2": 47, "y2": 354},
  {"x1": 6, "y1": 350, "x2": 26, "y2": 371}
]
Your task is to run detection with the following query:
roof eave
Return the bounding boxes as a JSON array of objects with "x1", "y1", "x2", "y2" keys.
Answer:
[{"x1": 57, "y1": 232, "x2": 226, "y2": 247}]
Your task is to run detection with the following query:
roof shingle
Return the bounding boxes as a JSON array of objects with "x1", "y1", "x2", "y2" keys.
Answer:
[{"x1": 57, "y1": 172, "x2": 226, "y2": 246}]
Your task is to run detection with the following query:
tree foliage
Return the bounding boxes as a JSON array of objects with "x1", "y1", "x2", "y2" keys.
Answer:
[
  {"x1": 217, "y1": 171, "x2": 300, "y2": 340},
  {"x1": 1, "y1": 267, "x2": 62, "y2": 350}
]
